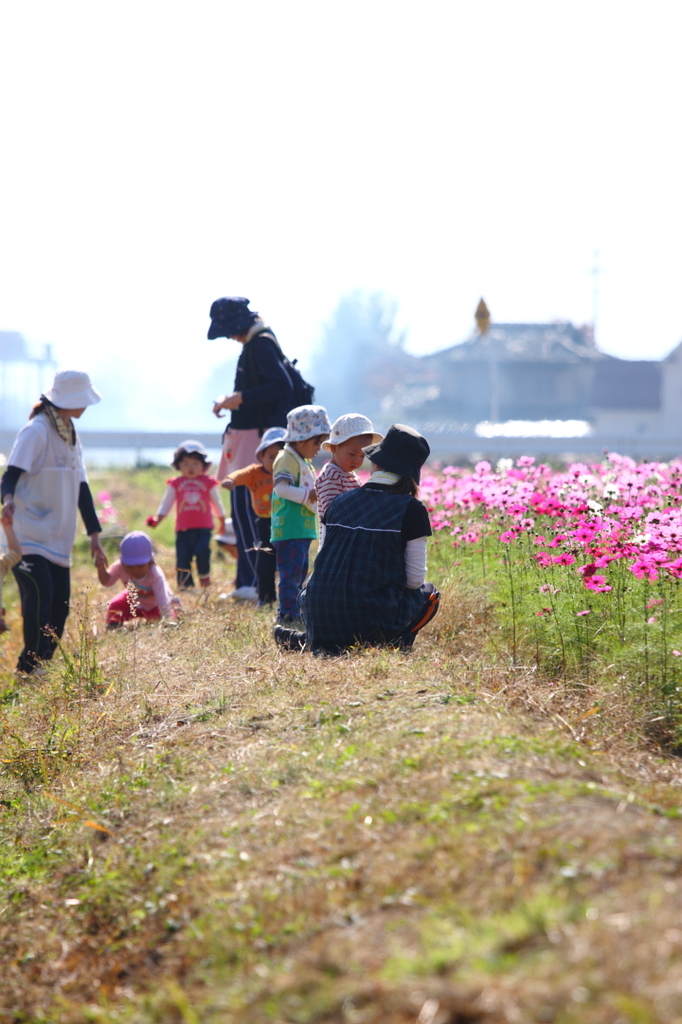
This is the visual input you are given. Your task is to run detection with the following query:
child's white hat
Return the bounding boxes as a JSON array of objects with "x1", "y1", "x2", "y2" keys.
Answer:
[
  {"x1": 283, "y1": 405, "x2": 331, "y2": 443},
  {"x1": 178, "y1": 439, "x2": 208, "y2": 458},
  {"x1": 256, "y1": 426, "x2": 287, "y2": 455},
  {"x1": 322, "y1": 414, "x2": 383, "y2": 451}
]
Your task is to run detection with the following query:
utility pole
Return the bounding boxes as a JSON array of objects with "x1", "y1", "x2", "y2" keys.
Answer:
[
  {"x1": 591, "y1": 249, "x2": 600, "y2": 344},
  {"x1": 476, "y1": 298, "x2": 498, "y2": 423}
]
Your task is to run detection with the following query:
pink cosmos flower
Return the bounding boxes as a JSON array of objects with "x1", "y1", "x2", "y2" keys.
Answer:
[{"x1": 576, "y1": 610, "x2": 591, "y2": 616}]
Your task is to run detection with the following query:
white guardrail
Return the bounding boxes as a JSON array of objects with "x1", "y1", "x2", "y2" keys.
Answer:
[{"x1": 1, "y1": 430, "x2": 680, "y2": 461}]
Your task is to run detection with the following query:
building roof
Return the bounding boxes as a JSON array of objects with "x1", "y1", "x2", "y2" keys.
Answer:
[{"x1": 425, "y1": 321, "x2": 606, "y2": 364}]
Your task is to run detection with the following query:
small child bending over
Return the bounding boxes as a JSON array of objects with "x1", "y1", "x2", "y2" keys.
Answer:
[
  {"x1": 0, "y1": 504, "x2": 22, "y2": 634},
  {"x1": 148, "y1": 440, "x2": 226, "y2": 588},
  {"x1": 98, "y1": 531, "x2": 177, "y2": 628},
  {"x1": 222, "y1": 426, "x2": 285, "y2": 607},
  {"x1": 317, "y1": 414, "x2": 382, "y2": 547},
  {"x1": 271, "y1": 405, "x2": 331, "y2": 625}
]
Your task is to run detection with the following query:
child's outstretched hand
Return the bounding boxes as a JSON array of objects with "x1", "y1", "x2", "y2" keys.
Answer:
[
  {"x1": 146, "y1": 515, "x2": 160, "y2": 528},
  {"x1": 221, "y1": 478, "x2": 235, "y2": 491},
  {"x1": 90, "y1": 534, "x2": 108, "y2": 568}
]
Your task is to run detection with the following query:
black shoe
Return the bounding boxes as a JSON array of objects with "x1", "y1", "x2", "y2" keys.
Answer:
[{"x1": 274, "y1": 625, "x2": 307, "y2": 651}]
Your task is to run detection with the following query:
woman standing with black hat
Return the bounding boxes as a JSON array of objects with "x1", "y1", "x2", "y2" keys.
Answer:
[
  {"x1": 208, "y1": 297, "x2": 295, "y2": 600},
  {"x1": 275, "y1": 424, "x2": 440, "y2": 654}
]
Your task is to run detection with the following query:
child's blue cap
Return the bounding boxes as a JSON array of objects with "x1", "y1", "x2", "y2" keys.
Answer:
[
  {"x1": 120, "y1": 531, "x2": 154, "y2": 565},
  {"x1": 256, "y1": 427, "x2": 287, "y2": 456}
]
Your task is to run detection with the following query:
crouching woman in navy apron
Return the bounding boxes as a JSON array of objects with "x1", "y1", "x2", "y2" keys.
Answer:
[{"x1": 274, "y1": 425, "x2": 440, "y2": 654}]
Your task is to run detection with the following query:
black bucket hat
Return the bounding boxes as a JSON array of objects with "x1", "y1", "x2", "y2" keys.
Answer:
[
  {"x1": 362, "y1": 424, "x2": 430, "y2": 483},
  {"x1": 207, "y1": 296, "x2": 259, "y2": 340}
]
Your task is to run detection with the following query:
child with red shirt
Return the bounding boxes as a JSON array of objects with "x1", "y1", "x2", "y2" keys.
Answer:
[{"x1": 148, "y1": 441, "x2": 226, "y2": 588}]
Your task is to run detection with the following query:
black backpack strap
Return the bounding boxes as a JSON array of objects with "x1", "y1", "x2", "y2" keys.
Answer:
[{"x1": 243, "y1": 329, "x2": 282, "y2": 434}]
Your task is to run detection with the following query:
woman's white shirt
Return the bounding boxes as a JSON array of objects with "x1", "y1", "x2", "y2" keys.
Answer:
[
  {"x1": 8, "y1": 416, "x2": 87, "y2": 567},
  {"x1": 404, "y1": 536, "x2": 428, "y2": 589}
]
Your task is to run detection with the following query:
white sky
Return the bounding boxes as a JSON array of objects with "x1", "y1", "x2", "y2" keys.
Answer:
[{"x1": 1, "y1": 1, "x2": 681, "y2": 429}]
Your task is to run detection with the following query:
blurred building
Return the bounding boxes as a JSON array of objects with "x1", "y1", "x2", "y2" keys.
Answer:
[
  {"x1": 380, "y1": 320, "x2": 679, "y2": 441},
  {"x1": 0, "y1": 332, "x2": 56, "y2": 429}
]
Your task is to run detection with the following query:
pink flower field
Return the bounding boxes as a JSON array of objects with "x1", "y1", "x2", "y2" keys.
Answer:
[
  {"x1": 423, "y1": 453, "x2": 682, "y2": 727},
  {"x1": 423, "y1": 453, "x2": 682, "y2": 585}
]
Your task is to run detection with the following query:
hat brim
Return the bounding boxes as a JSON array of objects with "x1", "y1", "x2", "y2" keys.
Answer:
[
  {"x1": 208, "y1": 321, "x2": 229, "y2": 340},
  {"x1": 256, "y1": 439, "x2": 286, "y2": 455},
  {"x1": 46, "y1": 386, "x2": 101, "y2": 408},
  {"x1": 322, "y1": 430, "x2": 383, "y2": 452},
  {"x1": 361, "y1": 440, "x2": 422, "y2": 483}
]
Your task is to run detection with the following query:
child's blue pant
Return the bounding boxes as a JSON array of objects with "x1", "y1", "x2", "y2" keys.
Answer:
[
  {"x1": 176, "y1": 527, "x2": 212, "y2": 588},
  {"x1": 272, "y1": 538, "x2": 311, "y2": 621}
]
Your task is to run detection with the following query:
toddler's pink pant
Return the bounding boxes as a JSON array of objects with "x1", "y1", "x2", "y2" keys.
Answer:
[{"x1": 106, "y1": 591, "x2": 161, "y2": 624}]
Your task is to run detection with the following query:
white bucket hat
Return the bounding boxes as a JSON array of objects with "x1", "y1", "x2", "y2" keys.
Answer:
[
  {"x1": 178, "y1": 440, "x2": 209, "y2": 457},
  {"x1": 322, "y1": 413, "x2": 383, "y2": 451},
  {"x1": 44, "y1": 370, "x2": 101, "y2": 409},
  {"x1": 283, "y1": 405, "x2": 331, "y2": 443}
]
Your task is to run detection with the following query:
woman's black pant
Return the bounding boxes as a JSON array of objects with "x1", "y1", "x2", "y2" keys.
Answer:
[
  {"x1": 231, "y1": 486, "x2": 259, "y2": 589},
  {"x1": 12, "y1": 554, "x2": 71, "y2": 673},
  {"x1": 255, "y1": 516, "x2": 276, "y2": 605}
]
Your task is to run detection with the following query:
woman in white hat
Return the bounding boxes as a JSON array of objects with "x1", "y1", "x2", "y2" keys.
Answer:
[{"x1": 0, "y1": 370, "x2": 106, "y2": 675}]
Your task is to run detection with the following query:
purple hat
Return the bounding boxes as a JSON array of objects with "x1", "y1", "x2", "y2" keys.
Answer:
[{"x1": 120, "y1": 531, "x2": 154, "y2": 565}]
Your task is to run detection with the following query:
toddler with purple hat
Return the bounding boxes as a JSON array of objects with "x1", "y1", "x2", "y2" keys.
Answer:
[{"x1": 97, "y1": 531, "x2": 177, "y2": 628}]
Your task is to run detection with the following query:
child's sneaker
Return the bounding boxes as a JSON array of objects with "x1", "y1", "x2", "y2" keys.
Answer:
[{"x1": 229, "y1": 586, "x2": 258, "y2": 601}]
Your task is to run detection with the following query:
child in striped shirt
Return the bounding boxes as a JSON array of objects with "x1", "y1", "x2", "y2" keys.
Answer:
[{"x1": 316, "y1": 414, "x2": 383, "y2": 547}]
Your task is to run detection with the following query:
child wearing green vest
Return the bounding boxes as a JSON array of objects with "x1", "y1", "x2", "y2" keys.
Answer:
[{"x1": 271, "y1": 405, "x2": 331, "y2": 625}]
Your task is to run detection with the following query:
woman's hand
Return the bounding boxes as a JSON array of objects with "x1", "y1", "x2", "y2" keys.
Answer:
[
  {"x1": 213, "y1": 393, "x2": 243, "y2": 417},
  {"x1": 90, "y1": 533, "x2": 107, "y2": 568}
]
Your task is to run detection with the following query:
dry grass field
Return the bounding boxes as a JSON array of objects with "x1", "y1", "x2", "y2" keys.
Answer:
[{"x1": 2, "y1": 470, "x2": 682, "y2": 1024}]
